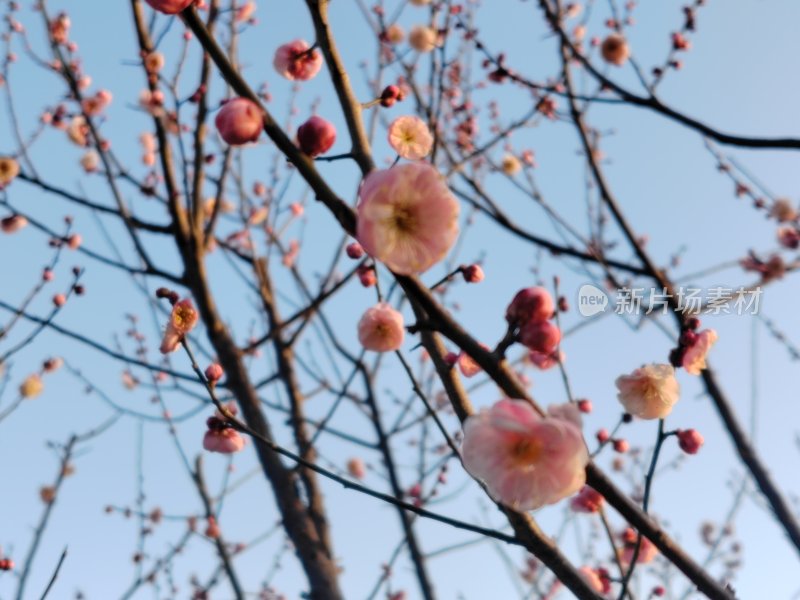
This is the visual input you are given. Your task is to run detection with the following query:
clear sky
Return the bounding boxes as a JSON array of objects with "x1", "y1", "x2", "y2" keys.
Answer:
[{"x1": 1, "y1": 1, "x2": 799, "y2": 599}]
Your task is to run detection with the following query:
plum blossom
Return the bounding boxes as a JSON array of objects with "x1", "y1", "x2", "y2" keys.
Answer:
[
  {"x1": 388, "y1": 116, "x2": 433, "y2": 160},
  {"x1": 356, "y1": 163, "x2": 459, "y2": 275},
  {"x1": 66, "y1": 116, "x2": 89, "y2": 146},
  {"x1": 80, "y1": 151, "x2": 99, "y2": 173},
  {"x1": 20, "y1": 374, "x2": 44, "y2": 399},
  {"x1": 203, "y1": 427, "x2": 245, "y2": 454},
  {"x1": 0, "y1": 157, "x2": 20, "y2": 186},
  {"x1": 579, "y1": 567, "x2": 608, "y2": 594},
  {"x1": 501, "y1": 154, "x2": 522, "y2": 176},
  {"x1": 215, "y1": 98, "x2": 262, "y2": 146},
  {"x1": 235, "y1": 1, "x2": 256, "y2": 22},
  {"x1": 273, "y1": 40, "x2": 323, "y2": 81},
  {"x1": 620, "y1": 529, "x2": 658, "y2": 565},
  {"x1": 528, "y1": 349, "x2": 562, "y2": 370},
  {"x1": 347, "y1": 458, "x2": 366, "y2": 479},
  {"x1": 570, "y1": 485, "x2": 604, "y2": 513},
  {"x1": 457, "y1": 350, "x2": 482, "y2": 378},
  {"x1": 601, "y1": 33, "x2": 630, "y2": 66},
  {"x1": 144, "y1": 0, "x2": 194, "y2": 14},
  {"x1": 461, "y1": 399, "x2": 589, "y2": 511},
  {"x1": 408, "y1": 26, "x2": 437, "y2": 52},
  {"x1": 357, "y1": 303, "x2": 405, "y2": 352},
  {"x1": 615, "y1": 363, "x2": 680, "y2": 420},
  {"x1": 144, "y1": 52, "x2": 165, "y2": 74},
  {"x1": 159, "y1": 298, "x2": 199, "y2": 354},
  {"x1": 682, "y1": 329, "x2": 718, "y2": 375},
  {"x1": 770, "y1": 198, "x2": 797, "y2": 223}
]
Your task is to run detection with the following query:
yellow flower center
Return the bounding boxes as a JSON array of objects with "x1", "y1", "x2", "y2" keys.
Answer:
[
  {"x1": 509, "y1": 436, "x2": 543, "y2": 466},
  {"x1": 391, "y1": 203, "x2": 417, "y2": 234}
]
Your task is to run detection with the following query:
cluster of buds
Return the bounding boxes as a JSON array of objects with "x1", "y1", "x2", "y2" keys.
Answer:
[
  {"x1": 506, "y1": 287, "x2": 562, "y2": 364},
  {"x1": 379, "y1": 84, "x2": 406, "y2": 108}
]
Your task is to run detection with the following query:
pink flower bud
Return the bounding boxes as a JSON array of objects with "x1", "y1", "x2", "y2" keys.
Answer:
[
  {"x1": 519, "y1": 320, "x2": 561, "y2": 354},
  {"x1": 53, "y1": 293, "x2": 67, "y2": 307},
  {"x1": 596, "y1": 428, "x2": 610, "y2": 443},
  {"x1": 346, "y1": 457, "x2": 366, "y2": 480},
  {"x1": 506, "y1": 287, "x2": 554, "y2": 325},
  {"x1": 570, "y1": 486, "x2": 604, "y2": 513},
  {"x1": 461, "y1": 264, "x2": 484, "y2": 283},
  {"x1": 66, "y1": 233, "x2": 82, "y2": 249},
  {"x1": 677, "y1": 429, "x2": 704, "y2": 454},
  {"x1": 346, "y1": 242, "x2": 365, "y2": 259},
  {"x1": 612, "y1": 438, "x2": 629, "y2": 454},
  {"x1": 1, "y1": 214, "x2": 27, "y2": 233},
  {"x1": 297, "y1": 115, "x2": 336, "y2": 157},
  {"x1": 577, "y1": 399, "x2": 592, "y2": 413},
  {"x1": 357, "y1": 264, "x2": 376, "y2": 287},
  {"x1": 144, "y1": 0, "x2": 194, "y2": 14},
  {"x1": 205, "y1": 363, "x2": 223, "y2": 384},
  {"x1": 214, "y1": 98, "x2": 262, "y2": 146}
]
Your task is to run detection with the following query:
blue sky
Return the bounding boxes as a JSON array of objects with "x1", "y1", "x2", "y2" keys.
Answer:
[{"x1": 1, "y1": 0, "x2": 799, "y2": 598}]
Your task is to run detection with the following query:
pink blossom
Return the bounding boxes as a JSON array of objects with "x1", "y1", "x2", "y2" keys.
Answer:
[
  {"x1": 457, "y1": 350, "x2": 482, "y2": 378},
  {"x1": 144, "y1": 0, "x2": 194, "y2": 14},
  {"x1": 579, "y1": 567, "x2": 607, "y2": 594},
  {"x1": 388, "y1": 116, "x2": 433, "y2": 160},
  {"x1": 461, "y1": 399, "x2": 589, "y2": 510},
  {"x1": 601, "y1": 33, "x2": 630, "y2": 65},
  {"x1": 615, "y1": 363, "x2": 680, "y2": 419},
  {"x1": 408, "y1": 25, "x2": 437, "y2": 53},
  {"x1": 528, "y1": 349, "x2": 562, "y2": 370},
  {"x1": 273, "y1": 40, "x2": 323, "y2": 81},
  {"x1": 0, "y1": 157, "x2": 20, "y2": 186},
  {"x1": 297, "y1": 115, "x2": 336, "y2": 157},
  {"x1": 203, "y1": 428, "x2": 245, "y2": 454},
  {"x1": 144, "y1": 52, "x2": 165, "y2": 74},
  {"x1": 159, "y1": 298, "x2": 199, "y2": 354},
  {"x1": 570, "y1": 485, "x2": 604, "y2": 513},
  {"x1": 20, "y1": 374, "x2": 44, "y2": 399},
  {"x1": 215, "y1": 98, "x2": 262, "y2": 146},
  {"x1": 506, "y1": 287, "x2": 554, "y2": 325},
  {"x1": 235, "y1": 1, "x2": 256, "y2": 22},
  {"x1": 677, "y1": 429, "x2": 704, "y2": 454},
  {"x1": 620, "y1": 530, "x2": 658, "y2": 565},
  {"x1": 347, "y1": 457, "x2": 366, "y2": 479},
  {"x1": 80, "y1": 151, "x2": 99, "y2": 172},
  {"x1": 66, "y1": 116, "x2": 89, "y2": 146},
  {"x1": 682, "y1": 329, "x2": 717, "y2": 375},
  {"x1": 357, "y1": 303, "x2": 405, "y2": 352},
  {"x1": 356, "y1": 163, "x2": 459, "y2": 275},
  {"x1": 770, "y1": 198, "x2": 797, "y2": 223},
  {"x1": 777, "y1": 226, "x2": 800, "y2": 249}
]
